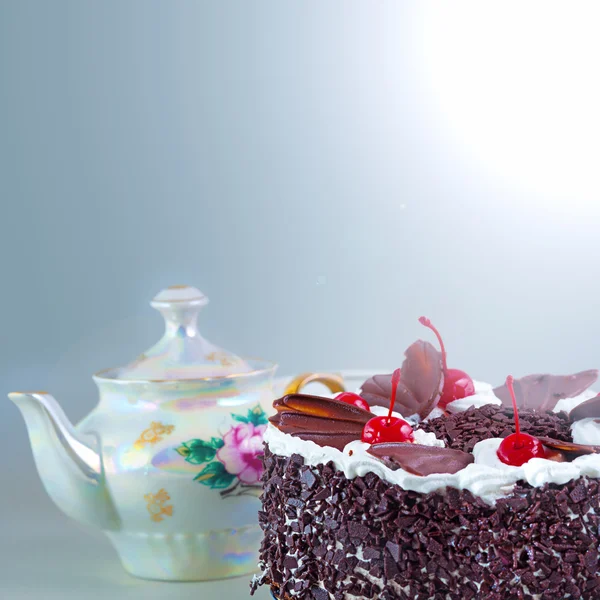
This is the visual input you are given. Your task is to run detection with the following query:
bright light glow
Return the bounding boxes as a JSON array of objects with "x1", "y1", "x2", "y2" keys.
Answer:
[{"x1": 415, "y1": 1, "x2": 600, "y2": 207}]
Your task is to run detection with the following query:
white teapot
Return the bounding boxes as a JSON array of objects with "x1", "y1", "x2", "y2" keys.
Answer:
[{"x1": 8, "y1": 285, "x2": 282, "y2": 581}]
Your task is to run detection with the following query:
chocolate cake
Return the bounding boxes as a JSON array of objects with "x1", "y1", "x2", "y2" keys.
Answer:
[{"x1": 251, "y1": 319, "x2": 600, "y2": 599}]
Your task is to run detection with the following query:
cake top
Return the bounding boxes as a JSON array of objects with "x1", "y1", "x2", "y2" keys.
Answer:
[{"x1": 269, "y1": 317, "x2": 600, "y2": 479}]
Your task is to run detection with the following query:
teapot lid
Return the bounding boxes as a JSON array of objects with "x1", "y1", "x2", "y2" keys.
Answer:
[{"x1": 115, "y1": 285, "x2": 254, "y2": 380}]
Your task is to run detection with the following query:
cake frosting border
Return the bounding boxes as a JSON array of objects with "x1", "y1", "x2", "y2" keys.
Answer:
[{"x1": 264, "y1": 381, "x2": 600, "y2": 504}]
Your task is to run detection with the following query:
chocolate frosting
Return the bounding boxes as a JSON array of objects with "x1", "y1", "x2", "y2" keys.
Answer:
[
  {"x1": 570, "y1": 393, "x2": 600, "y2": 421},
  {"x1": 360, "y1": 340, "x2": 444, "y2": 419},
  {"x1": 492, "y1": 370, "x2": 598, "y2": 412},
  {"x1": 367, "y1": 442, "x2": 474, "y2": 476}
]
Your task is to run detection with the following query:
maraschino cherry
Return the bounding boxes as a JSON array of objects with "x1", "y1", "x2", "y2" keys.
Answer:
[
  {"x1": 419, "y1": 316, "x2": 475, "y2": 409},
  {"x1": 336, "y1": 392, "x2": 370, "y2": 412},
  {"x1": 361, "y1": 368, "x2": 414, "y2": 444},
  {"x1": 497, "y1": 375, "x2": 546, "y2": 466}
]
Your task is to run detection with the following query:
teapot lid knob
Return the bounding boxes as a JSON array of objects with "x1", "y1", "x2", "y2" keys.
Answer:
[
  {"x1": 150, "y1": 285, "x2": 208, "y2": 336},
  {"x1": 114, "y1": 285, "x2": 253, "y2": 380},
  {"x1": 151, "y1": 285, "x2": 209, "y2": 309}
]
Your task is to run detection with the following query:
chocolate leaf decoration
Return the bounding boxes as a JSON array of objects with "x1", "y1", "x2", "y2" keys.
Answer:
[
  {"x1": 269, "y1": 394, "x2": 372, "y2": 450},
  {"x1": 360, "y1": 341, "x2": 444, "y2": 419},
  {"x1": 367, "y1": 442, "x2": 474, "y2": 476},
  {"x1": 360, "y1": 375, "x2": 395, "y2": 408},
  {"x1": 569, "y1": 393, "x2": 600, "y2": 421},
  {"x1": 492, "y1": 370, "x2": 598, "y2": 412},
  {"x1": 536, "y1": 436, "x2": 600, "y2": 456}
]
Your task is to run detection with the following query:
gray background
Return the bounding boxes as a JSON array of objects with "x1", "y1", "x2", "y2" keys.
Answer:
[{"x1": 2, "y1": 1, "x2": 600, "y2": 598}]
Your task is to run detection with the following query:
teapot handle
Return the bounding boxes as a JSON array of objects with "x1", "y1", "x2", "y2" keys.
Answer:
[{"x1": 284, "y1": 372, "x2": 346, "y2": 395}]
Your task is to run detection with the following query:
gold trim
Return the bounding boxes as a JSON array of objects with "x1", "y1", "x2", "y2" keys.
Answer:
[
  {"x1": 92, "y1": 356, "x2": 277, "y2": 384},
  {"x1": 144, "y1": 488, "x2": 173, "y2": 523},
  {"x1": 134, "y1": 422, "x2": 175, "y2": 450},
  {"x1": 284, "y1": 372, "x2": 346, "y2": 395}
]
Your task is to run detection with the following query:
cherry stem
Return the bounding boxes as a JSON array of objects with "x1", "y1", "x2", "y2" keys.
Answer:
[
  {"x1": 418, "y1": 316, "x2": 448, "y2": 372},
  {"x1": 389, "y1": 368, "x2": 402, "y2": 426},
  {"x1": 506, "y1": 374, "x2": 523, "y2": 448}
]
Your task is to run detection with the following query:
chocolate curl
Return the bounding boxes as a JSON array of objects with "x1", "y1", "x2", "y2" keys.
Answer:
[
  {"x1": 273, "y1": 394, "x2": 372, "y2": 423},
  {"x1": 492, "y1": 370, "x2": 598, "y2": 413},
  {"x1": 270, "y1": 394, "x2": 372, "y2": 450},
  {"x1": 360, "y1": 340, "x2": 444, "y2": 419},
  {"x1": 367, "y1": 442, "x2": 474, "y2": 476},
  {"x1": 570, "y1": 393, "x2": 600, "y2": 421}
]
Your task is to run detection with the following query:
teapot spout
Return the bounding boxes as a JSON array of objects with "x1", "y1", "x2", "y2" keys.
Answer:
[{"x1": 8, "y1": 392, "x2": 120, "y2": 531}]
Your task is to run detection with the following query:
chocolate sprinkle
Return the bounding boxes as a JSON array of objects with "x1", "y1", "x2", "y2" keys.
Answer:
[
  {"x1": 253, "y1": 445, "x2": 600, "y2": 600},
  {"x1": 419, "y1": 404, "x2": 573, "y2": 453}
]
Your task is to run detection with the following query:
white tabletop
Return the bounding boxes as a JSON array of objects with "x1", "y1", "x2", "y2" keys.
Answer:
[{"x1": 1, "y1": 508, "x2": 272, "y2": 600}]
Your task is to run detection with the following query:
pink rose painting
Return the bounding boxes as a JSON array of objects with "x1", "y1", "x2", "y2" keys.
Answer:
[
  {"x1": 217, "y1": 422, "x2": 267, "y2": 485},
  {"x1": 175, "y1": 405, "x2": 268, "y2": 498}
]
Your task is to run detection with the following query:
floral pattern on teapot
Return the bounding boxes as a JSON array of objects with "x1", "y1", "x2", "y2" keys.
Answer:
[
  {"x1": 134, "y1": 421, "x2": 175, "y2": 450},
  {"x1": 175, "y1": 404, "x2": 268, "y2": 498},
  {"x1": 144, "y1": 488, "x2": 174, "y2": 522}
]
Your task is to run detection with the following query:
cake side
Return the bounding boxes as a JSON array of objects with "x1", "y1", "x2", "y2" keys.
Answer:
[{"x1": 256, "y1": 445, "x2": 600, "y2": 600}]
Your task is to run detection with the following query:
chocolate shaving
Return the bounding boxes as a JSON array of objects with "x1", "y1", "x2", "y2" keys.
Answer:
[
  {"x1": 420, "y1": 404, "x2": 574, "y2": 453},
  {"x1": 269, "y1": 394, "x2": 372, "y2": 450},
  {"x1": 492, "y1": 370, "x2": 598, "y2": 412},
  {"x1": 360, "y1": 340, "x2": 444, "y2": 419},
  {"x1": 367, "y1": 442, "x2": 474, "y2": 476},
  {"x1": 570, "y1": 393, "x2": 600, "y2": 421}
]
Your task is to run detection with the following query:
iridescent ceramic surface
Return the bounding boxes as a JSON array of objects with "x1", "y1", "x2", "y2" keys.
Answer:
[{"x1": 8, "y1": 286, "x2": 279, "y2": 581}]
